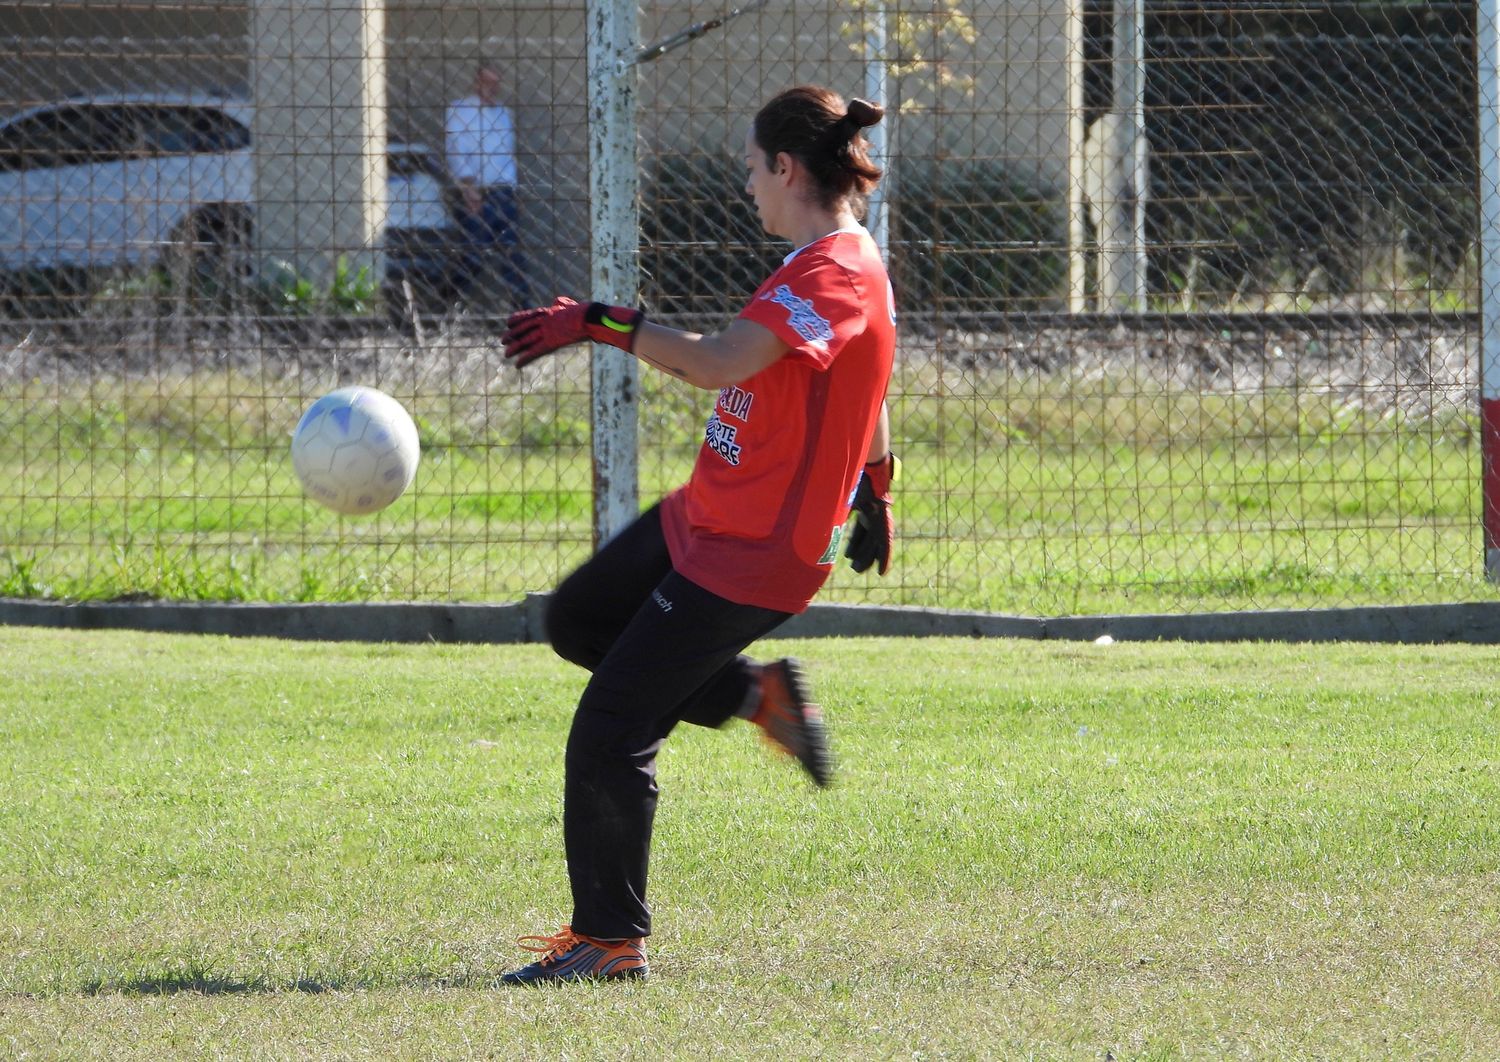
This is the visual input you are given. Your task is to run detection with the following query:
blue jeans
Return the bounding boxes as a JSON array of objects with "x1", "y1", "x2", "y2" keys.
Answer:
[{"x1": 456, "y1": 185, "x2": 531, "y2": 307}]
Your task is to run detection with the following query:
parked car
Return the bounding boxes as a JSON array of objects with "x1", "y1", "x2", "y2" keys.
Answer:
[
  {"x1": 382, "y1": 140, "x2": 467, "y2": 313},
  {"x1": 0, "y1": 94, "x2": 464, "y2": 310}
]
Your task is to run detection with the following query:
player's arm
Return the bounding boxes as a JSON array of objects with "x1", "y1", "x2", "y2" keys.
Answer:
[
  {"x1": 629, "y1": 318, "x2": 786, "y2": 390},
  {"x1": 865, "y1": 401, "x2": 890, "y2": 464},
  {"x1": 501, "y1": 297, "x2": 787, "y2": 390}
]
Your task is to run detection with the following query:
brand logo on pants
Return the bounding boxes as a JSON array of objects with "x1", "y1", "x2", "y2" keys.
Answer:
[{"x1": 652, "y1": 589, "x2": 673, "y2": 612}]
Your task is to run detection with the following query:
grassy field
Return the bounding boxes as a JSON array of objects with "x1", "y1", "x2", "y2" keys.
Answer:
[
  {"x1": 0, "y1": 332, "x2": 1493, "y2": 614},
  {"x1": 2, "y1": 626, "x2": 1497, "y2": 1058}
]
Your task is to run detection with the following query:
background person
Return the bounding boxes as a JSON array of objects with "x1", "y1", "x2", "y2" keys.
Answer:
[
  {"x1": 494, "y1": 85, "x2": 899, "y2": 986},
  {"x1": 445, "y1": 63, "x2": 531, "y2": 309}
]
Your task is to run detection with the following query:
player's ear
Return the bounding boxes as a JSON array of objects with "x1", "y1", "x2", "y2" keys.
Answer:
[{"x1": 774, "y1": 151, "x2": 796, "y2": 182}]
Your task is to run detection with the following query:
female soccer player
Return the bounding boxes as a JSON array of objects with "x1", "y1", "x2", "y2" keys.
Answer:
[{"x1": 496, "y1": 85, "x2": 899, "y2": 985}]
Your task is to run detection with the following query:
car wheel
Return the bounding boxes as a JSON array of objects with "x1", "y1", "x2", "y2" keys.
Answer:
[{"x1": 167, "y1": 204, "x2": 254, "y2": 308}]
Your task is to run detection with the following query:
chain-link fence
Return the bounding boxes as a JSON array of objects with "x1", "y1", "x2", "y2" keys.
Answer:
[{"x1": 0, "y1": 0, "x2": 1491, "y2": 615}]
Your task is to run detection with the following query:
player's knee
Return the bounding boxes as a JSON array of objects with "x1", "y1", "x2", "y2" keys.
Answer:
[
  {"x1": 543, "y1": 586, "x2": 597, "y2": 669},
  {"x1": 566, "y1": 703, "x2": 662, "y2": 776}
]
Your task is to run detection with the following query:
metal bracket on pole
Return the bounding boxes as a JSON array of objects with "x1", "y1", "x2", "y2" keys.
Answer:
[{"x1": 631, "y1": 0, "x2": 770, "y2": 67}]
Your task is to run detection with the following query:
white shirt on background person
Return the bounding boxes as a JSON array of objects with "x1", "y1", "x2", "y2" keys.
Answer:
[{"x1": 445, "y1": 95, "x2": 517, "y2": 188}]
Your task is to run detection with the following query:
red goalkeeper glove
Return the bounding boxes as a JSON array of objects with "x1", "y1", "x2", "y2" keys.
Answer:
[
  {"x1": 502, "y1": 296, "x2": 645, "y2": 368},
  {"x1": 844, "y1": 452, "x2": 899, "y2": 576}
]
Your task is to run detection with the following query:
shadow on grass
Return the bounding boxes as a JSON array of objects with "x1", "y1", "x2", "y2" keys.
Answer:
[
  {"x1": 83, "y1": 975, "x2": 328, "y2": 996},
  {"x1": 79, "y1": 970, "x2": 526, "y2": 996}
]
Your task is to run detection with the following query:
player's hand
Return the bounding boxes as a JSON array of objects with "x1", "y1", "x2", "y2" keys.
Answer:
[
  {"x1": 845, "y1": 452, "x2": 899, "y2": 575},
  {"x1": 502, "y1": 296, "x2": 586, "y2": 367},
  {"x1": 502, "y1": 297, "x2": 645, "y2": 368}
]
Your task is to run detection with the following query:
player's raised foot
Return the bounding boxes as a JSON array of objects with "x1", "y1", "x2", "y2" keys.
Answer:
[
  {"x1": 751, "y1": 658, "x2": 833, "y2": 787},
  {"x1": 498, "y1": 925, "x2": 648, "y2": 986}
]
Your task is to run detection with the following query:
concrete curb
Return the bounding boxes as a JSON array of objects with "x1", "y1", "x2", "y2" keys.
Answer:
[
  {"x1": 0, "y1": 596, "x2": 546, "y2": 643},
  {"x1": 3, "y1": 596, "x2": 1500, "y2": 645}
]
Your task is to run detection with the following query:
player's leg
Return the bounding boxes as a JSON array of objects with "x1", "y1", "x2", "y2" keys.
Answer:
[
  {"x1": 501, "y1": 572, "x2": 788, "y2": 984},
  {"x1": 545, "y1": 507, "x2": 831, "y2": 784},
  {"x1": 543, "y1": 504, "x2": 673, "y2": 672},
  {"x1": 562, "y1": 570, "x2": 788, "y2": 941},
  {"x1": 502, "y1": 570, "x2": 831, "y2": 984},
  {"x1": 542, "y1": 505, "x2": 800, "y2": 742},
  {"x1": 546, "y1": 513, "x2": 776, "y2": 724}
]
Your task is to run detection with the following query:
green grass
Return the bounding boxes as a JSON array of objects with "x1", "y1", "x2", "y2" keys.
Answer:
[
  {"x1": 0, "y1": 358, "x2": 1492, "y2": 613},
  {"x1": 1, "y1": 627, "x2": 1498, "y2": 1057}
]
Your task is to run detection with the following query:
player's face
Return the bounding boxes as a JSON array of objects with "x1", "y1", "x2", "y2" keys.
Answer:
[{"x1": 743, "y1": 128, "x2": 784, "y2": 238}]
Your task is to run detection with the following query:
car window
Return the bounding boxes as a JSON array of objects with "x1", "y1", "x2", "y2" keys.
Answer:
[
  {"x1": 0, "y1": 117, "x2": 41, "y2": 172},
  {"x1": 136, "y1": 105, "x2": 250, "y2": 156},
  {"x1": 0, "y1": 105, "x2": 138, "y2": 171},
  {"x1": 0, "y1": 103, "x2": 250, "y2": 170}
]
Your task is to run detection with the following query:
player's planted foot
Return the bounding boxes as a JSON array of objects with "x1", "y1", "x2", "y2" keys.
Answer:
[
  {"x1": 751, "y1": 658, "x2": 833, "y2": 787},
  {"x1": 498, "y1": 925, "x2": 648, "y2": 985}
]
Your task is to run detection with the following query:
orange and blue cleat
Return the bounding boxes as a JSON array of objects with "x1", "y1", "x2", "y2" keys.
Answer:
[
  {"x1": 498, "y1": 925, "x2": 649, "y2": 985},
  {"x1": 751, "y1": 658, "x2": 833, "y2": 787}
]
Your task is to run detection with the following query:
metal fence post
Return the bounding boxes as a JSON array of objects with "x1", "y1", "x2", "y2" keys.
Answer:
[
  {"x1": 862, "y1": 7, "x2": 889, "y2": 253},
  {"x1": 1480, "y1": 0, "x2": 1500, "y2": 580},
  {"x1": 587, "y1": 0, "x2": 640, "y2": 549}
]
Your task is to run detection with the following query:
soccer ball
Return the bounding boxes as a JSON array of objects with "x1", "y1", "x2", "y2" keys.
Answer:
[{"x1": 291, "y1": 386, "x2": 420, "y2": 515}]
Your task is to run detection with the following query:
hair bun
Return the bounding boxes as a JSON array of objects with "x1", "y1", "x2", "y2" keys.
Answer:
[{"x1": 845, "y1": 98, "x2": 885, "y2": 129}]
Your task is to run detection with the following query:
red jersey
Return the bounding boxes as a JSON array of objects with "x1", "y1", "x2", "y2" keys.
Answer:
[{"x1": 660, "y1": 228, "x2": 896, "y2": 613}]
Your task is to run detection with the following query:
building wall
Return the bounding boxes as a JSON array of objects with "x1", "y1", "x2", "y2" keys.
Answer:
[
  {"x1": 1, "y1": 2, "x2": 1070, "y2": 174},
  {"x1": 0, "y1": 1, "x2": 1072, "y2": 295}
]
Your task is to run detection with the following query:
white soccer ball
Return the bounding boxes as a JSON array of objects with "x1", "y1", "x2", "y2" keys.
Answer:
[{"x1": 291, "y1": 386, "x2": 420, "y2": 515}]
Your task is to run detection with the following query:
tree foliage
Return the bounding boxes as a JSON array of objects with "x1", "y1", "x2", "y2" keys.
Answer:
[{"x1": 840, "y1": 2, "x2": 979, "y2": 109}]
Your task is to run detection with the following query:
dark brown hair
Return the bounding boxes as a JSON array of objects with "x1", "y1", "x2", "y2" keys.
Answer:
[{"x1": 752, "y1": 86, "x2": 885, "y2": 217}]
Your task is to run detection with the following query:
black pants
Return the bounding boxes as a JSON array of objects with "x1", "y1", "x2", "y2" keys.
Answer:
[{"x1": 544, "y1": 504, "x2": 792, "y2": 938}]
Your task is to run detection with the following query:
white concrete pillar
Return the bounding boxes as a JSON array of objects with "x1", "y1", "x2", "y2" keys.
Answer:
[
  {"x1": 1066, "y1": 0, "x2": 1089, "y2": 311},
  {"x1": 251, "y1": 0, "x2": 387, "y2": 291},
  {"x1": 1098, "y1": 0, "x2": 1148, "y2": 310}
]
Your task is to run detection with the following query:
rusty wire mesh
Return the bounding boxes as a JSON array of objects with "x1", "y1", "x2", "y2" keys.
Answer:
[{"x1": 0, "y1": 0, "x2": 1489, "y2": 614}]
